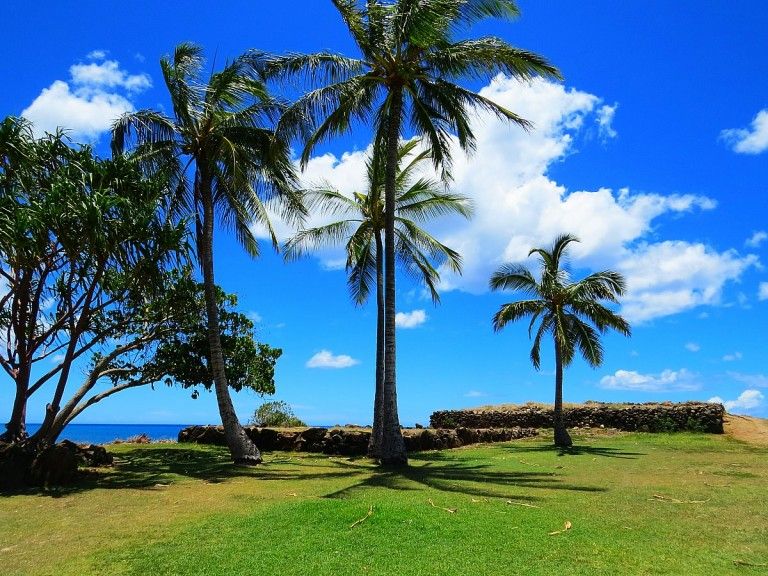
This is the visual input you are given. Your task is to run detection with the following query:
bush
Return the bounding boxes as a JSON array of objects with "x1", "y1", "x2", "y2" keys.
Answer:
[{"x1": 250, "y1": 401, "x2": 306, "y2": 428}]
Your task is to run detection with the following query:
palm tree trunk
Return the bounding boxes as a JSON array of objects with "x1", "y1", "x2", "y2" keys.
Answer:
[
  {"x1": 368, "y1": 230, "x2": 385, "y2": 458},
  {"x1": 379, "y1": 88, "x2": 407, "y2": 467},
  {"x1": 553, "y1": 338, "x2": 572, "y2": 448},
  {"x1": 199, "y1": 179, "x2": 261, "y2": 465}
]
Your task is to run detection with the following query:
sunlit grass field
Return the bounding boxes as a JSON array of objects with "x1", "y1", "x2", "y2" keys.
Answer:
[{"x1": 1, "y1": 431, "x2": 766, "y2": 575}]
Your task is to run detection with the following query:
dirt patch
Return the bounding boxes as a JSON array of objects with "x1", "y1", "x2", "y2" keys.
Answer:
[{"x1": 724, "y1": 414, "x2": 768, "y2": 446}]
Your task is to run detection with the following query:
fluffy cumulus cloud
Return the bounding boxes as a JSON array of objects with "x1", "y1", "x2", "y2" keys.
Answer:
[
  {"x1": 395, "y1": 309, "x2": 427, "y2": 329},
  {"x1": 21, "y1": 51, "x2": 151, "y2": 141},
  {"x1": 721, "y1": 109, "x2": 768, "y2": 154},
  {"x1": 722, "y1": 352, "x2": 743, "y2": 362},
  {"x1": 746, "y1": 231, "x2": 767, "y2": 248},
  {"x1": 708, "y1": 389, "x2": 765, "y2": 413},
  {"x1": 306, "y1": 349, "x2": 359, "y2": 369},
  {"x1": 759, "y1": 282, "x2": 768, "y2": 301},
  {"x1": 262, "y1": 76, "x2": 755, "y2": 323},
  {"x1": 599, "y1": 368, "x2": 700, "y2": 392}
]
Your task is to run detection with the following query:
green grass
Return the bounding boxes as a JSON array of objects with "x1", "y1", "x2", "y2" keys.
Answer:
[{"x1": 1, "y1": 431, "x2": 767, "y2": 575}]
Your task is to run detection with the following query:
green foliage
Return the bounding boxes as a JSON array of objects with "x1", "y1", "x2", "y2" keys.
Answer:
[
  {"x1": 149, "y1": 280, "x2": 282, "y2": 396},
  {"x1": 250, "y1": 400, "x2": 306, "y2": 428}
]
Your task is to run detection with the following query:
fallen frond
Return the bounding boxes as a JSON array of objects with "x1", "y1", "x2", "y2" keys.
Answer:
[
  {"x1": 650, "y1": 494, "x2": 710, "y2": 504},
  {"x1": 350, "y1": 505, "x2": 374, "y2": 528},
  {"x1": 428, "y1": 499, "x2": 457, "y2": 513},
  {"x1": 548, "y1": 520, "x2": 572, "y2": 535},
  {"x1": 506, "y1": 500, "x2": 540, "y2": 508},
  {"x1": 733, "y1": 560, "x2": 768, "y2": 567}
]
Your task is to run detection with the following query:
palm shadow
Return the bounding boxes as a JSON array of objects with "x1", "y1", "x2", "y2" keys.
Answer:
[
  {"x1": 322, "y1": 454, "x2": 606, "y2": 501},
  {"x1": 504, "y1": 444, "x2": 646, "y2": 459}
]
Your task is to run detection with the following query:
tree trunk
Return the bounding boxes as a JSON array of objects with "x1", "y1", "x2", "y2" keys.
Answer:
[
  {"x1": 553, "y1": 338, "x2": 572, "y2": 448},
  {"x1": 379, "y1": 88, "x2": 407, "y2": 467},
  {"x1": 2, "y1": 381, "x2": 29, "y2": 442},
  {"x1": 367, "y1": 230, "x2": 385, "y2": 458},
  {"x1": 199, "y1": 178, "x2": 261, "y2": 465}
]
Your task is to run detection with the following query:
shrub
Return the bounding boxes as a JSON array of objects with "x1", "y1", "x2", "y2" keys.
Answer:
[{"x1": 250, "y1": 401, "x2": 306, "y2": 428}]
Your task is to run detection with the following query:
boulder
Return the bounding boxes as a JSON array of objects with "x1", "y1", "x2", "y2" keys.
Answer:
[{"x1": 29, "y1": 443, "x2": 78, "y2": 487}]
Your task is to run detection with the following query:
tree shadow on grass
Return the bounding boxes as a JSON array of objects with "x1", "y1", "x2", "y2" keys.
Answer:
[
  {"x1": 322, "y1": 456, "x2": 605, "y2": 501},
  {"x1": 503, "y1": 444, "x2": 646, "y2": 459},
  {"x1": 4, "y1": 447, "x2": 361, "y2": 497}
]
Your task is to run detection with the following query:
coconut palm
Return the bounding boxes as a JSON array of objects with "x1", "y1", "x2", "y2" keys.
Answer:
[
  {"x1": 111, "y1": 43, "x2": 304, "y2": 464},
  {"x1": 490, "y1": 234, "x2": 631, "y2": 447},
  {"x1": 265, "y1": 0, "x2": 560, "y2": 465},
  {"x1": 286, "y1": 139, "x2": 470, "y2": 457}
]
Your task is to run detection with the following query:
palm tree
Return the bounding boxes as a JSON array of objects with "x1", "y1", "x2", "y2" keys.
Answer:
[
  {"x1": 112, "y1": 44, "x2": 304, "y2": 464},
  {"x1": 490, "y1": 234, "x2": 631, "y2": 448},
  {"x1": 265, "y1": 0, "x2": 560, "y2": 465},
  {"x1": 286, "y1": 139, "x2": 470, "y2": 458}
]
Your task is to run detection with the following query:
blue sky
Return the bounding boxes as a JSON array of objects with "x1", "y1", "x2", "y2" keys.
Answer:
[{"x1": 2, "y1": 1, "x2": 767, "y2": 427}]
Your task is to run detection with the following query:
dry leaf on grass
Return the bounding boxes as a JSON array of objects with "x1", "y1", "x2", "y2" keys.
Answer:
[
  {"x1": 548, "y1": 520, "x2": 572, "y2": 535},
  {"x1": 650, "y1": 494, "x2": 710, "y2": 504},
  {"x1": 350, "y1": 505, "x2": 374, "y2": 529},
  {"x1": 428, "y1": 499, "x2": 457, "y2": 513},
  {"x1": 733, "y1": 560, "x2": 768, "y2": 567},
  {"x1": 506, "y1": 500, "x2": 540, "y2": 508}
]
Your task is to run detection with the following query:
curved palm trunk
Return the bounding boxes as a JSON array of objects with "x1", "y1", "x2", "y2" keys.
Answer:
[
  {"x1": 379, "y1": 89, "x2": 407, "y2": 467},
  {"x1": 368, "y1": 231, "x2": 385, "y2": 458},
  {"x1": 200, "y1": 182, "x2": 262, "y2": 465},
  {"x1": 553, "y1": 338, "x2": 572, "y2": 448}
]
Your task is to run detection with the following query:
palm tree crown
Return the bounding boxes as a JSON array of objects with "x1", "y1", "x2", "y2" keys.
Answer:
[
  {"x1": 111, "y1": 43, "x2": 304, "y2": 464},
  {"x1": 490, "y1": 234, "x2": 631, "y2": 447}
]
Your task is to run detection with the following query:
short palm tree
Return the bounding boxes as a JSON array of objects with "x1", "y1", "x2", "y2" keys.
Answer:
[
  {"x1": 112, "y1": 43, "x2": 304, "y2": 464},
  {"x1": 490, "y1": 234, "x2": 631, "y2": 447},
  {"x1": 265, "y1": 0, "x2": 560, "y2": 465},
  {"x1": 286, "y1": 138, "x2": 470, "y2": 458}
]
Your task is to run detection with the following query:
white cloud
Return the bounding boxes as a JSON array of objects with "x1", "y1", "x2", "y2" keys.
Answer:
[
  {"x1": 708, "y1": 389, "x2": 765, "y2": 413},
  {"x1": 51, "y1": 353, "x2": 65, "y2": 364},
  {"x1": 247, "y1": 311, "x2": 262, "y2": 323},
  {"x1": 464, "y1": 390, "x2": 487, "y2": 398},
  {"x1": 306, "y1": 349, "x2": 359, "y2": 369},
  {"x1": 759, "y1": 282, "x2": 768, "y2": 301},
  {"x1": 599, "y1": 368, "x2": 700, "y2": 392},
  {"x1": 729, "y1": 372, "x2": 768, "y2": 388},
  {"x1": 746, "y1": 231, "x2": 767, "y2": 248},
  {"x1": 596, "y1": 103, "x2": 618, "y2": 139},
  {"x1": 395, "y1": 309, "x2": 427, "y2": 329},
  {"x1": 722, "y1": 352, "x2": 743, "y2": 362},
  {"x1": 721, "y1": 109, "x2": 768, "y2": 154},
  {"x1": 21, "y1": 56, "x2": 151, "y2": 141},
  {"x1": 87, "y1": 49, "x2": 108, "y2": 61},
  {"x1": 269, "y1": 76, "x2": 754, "y2": 323},
  {"x1": 685, "y1": 342, "x2": 700, "y2": 352}
]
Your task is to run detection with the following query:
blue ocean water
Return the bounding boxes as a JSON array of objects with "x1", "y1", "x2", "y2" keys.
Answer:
[{"x1": 25, "y1": 423, "x2": 190, "y2": 444}]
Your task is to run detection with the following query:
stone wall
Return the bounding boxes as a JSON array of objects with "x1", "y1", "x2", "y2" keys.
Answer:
[
  {"x1": 178, "y1": 425, "x2": 538, "y2": 454},
  {"x1": 429, "y1": 402, "x2": 725, "y2": 433}
]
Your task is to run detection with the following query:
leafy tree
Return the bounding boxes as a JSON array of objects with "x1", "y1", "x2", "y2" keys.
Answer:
[
  {"x1": 250, "y1": 401, "x2": 306, "y2": 428},
  {"x1": 44, "y1": 274, "x2": 282, "y2": 446},
  {"x1": 490, "y1": 234, "x2": 631, "y2": 447},
  {"x1": 264, "y1": 0, "x2": 560, "y2": 465},
  {"x1": 286, "y1": 139, "x2": 469, "y2": 456},
  {"x1": 0, "y1": 117, "x2": 185, "y2": 446},
  {"x1": 112, "y1": 44, "x2": 304, "y2": 464}
]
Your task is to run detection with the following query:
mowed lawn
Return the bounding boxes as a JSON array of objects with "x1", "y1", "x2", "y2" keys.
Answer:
[{"x1": 1, "y1": 431, "x2": 767, "y2": 576}]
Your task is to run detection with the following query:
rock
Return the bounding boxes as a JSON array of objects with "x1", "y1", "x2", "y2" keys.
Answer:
[
  {"x1": 0, "y1": 442, "x2": 34, "y2": 490},
  {"x1": 59, "y1": 440, "x2": 113, "y2": 467},
  {"x1": 29, "y1": 443, "x2": 78, "y2": 487}
]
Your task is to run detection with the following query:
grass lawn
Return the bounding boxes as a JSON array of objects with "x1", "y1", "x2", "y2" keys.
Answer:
[{"x1": 1, "y1": 431, "x2": 766, "y2": 575}]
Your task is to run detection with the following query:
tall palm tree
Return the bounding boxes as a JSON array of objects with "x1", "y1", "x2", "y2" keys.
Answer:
[
  {"x1": 286, "y1": 139, "x2": 470, "y2": 458},
  {"x1": 112, "y1": 43, "x2": 304, "y2": 464},
  {"x1": 490, "y1": 234, "x2": 631, "y2": 447},
  {"x1": 265, "y1": 0, "x2": 560, "y2": 465}
]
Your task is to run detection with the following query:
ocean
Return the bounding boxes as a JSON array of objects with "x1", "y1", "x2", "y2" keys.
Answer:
[{"x1": 25, "y1": 423, "x2": 191, "y2": 444}]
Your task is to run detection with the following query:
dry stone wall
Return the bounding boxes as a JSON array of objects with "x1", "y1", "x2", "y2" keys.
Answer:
[
  {"x1": 429, "y1": 402, "x2": 725, "y2": 433},
  {"x1": 177, "y1": 425, "x2": 538, "y2": 453}
]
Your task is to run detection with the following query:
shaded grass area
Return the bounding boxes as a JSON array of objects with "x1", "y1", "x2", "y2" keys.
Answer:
[{"x1": 1, "y1": 432, "x2": 767, "y2": 575}]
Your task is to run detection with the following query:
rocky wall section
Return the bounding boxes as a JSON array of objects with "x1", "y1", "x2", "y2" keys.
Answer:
[
  {"x1": 178, "y1": 425, "x2": 538, "y2": 454},
  {"x1": 429, "y1": 402, "x2": 725, "y2": 433}
]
